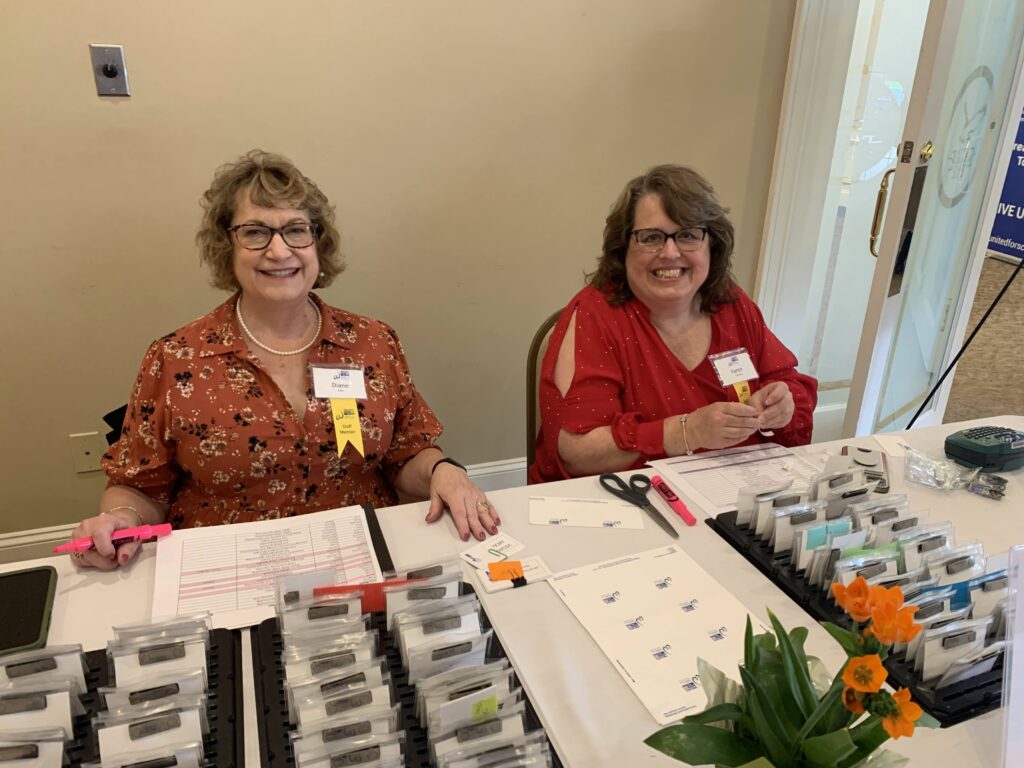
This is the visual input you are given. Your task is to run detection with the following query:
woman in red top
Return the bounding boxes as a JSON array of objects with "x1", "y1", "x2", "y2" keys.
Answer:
[
  {"x1": 530, "y1": 165, "x2": 817, "y2": 483},
  {"x1": 72, "y1": 150, "x2": 499, "y2": 570}
]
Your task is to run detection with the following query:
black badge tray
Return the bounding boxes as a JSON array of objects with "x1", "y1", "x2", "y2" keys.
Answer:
[
  {"x1": 706, "y1": 511, "x2": 1003, "y2": 728},
  {"x1": 251, "y1": 585, "x2": 561, "y2": 768},
  {"x1": 67, "y1": 627, "x2": 243, "y2": 767}
]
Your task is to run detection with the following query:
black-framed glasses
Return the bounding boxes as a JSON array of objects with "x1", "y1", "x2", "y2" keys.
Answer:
[
  {"x1": 227, "y1": 222, "x2": 320, "y2": 250},
  {"x1": 631, "y1": 227, "x2": 708, "y2": 253}
]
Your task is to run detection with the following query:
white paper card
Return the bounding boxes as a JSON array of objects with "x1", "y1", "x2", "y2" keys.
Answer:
[
  {"x1": 310, "y1": 367, "x2": 367, "y2": 399},
  {"x1": 0, "y1": 691, "x2": 73, "y2": 737},
  {"x1": 710, "y1": 349, "x2": 758, "y2": 385},
  {"x1": 528, "y1": 497, "x2": 644, "y2": 530},
  {"x1": 459, "y1": 533, "x2": 525, "y2": 571},
  {"x1": 476, "y1": 556, "x2": 552, "y2": 593}
]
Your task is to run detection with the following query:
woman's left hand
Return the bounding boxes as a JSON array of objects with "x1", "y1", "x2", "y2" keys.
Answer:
[
  {"x1": 424, "y1": 463, "x2": 500, "y2": 542},
  {"x1": 749, "y1": 381, "x2": 795, "y2": 431}
]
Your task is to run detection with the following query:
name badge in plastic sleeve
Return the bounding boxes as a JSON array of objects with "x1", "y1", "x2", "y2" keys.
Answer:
[
  {"x1": 709, "y1": 348, "x2": 758, "y2": 387},
  {"x1": 311, "y1": 366, "x2": 367, "y2": 399}
]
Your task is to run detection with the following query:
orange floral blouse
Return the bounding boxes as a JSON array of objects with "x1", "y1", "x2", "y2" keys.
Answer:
[{"x1": 102, "y1": 294, "x2": 442, "y2": 528}]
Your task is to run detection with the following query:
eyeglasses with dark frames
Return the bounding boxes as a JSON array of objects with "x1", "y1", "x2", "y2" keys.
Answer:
[
  {"x1": 631, "y1": 227, "x2": 708, "y2": 253},
  {"x1": 227, "y1": 222, "x2": 320, "y2": 250}
]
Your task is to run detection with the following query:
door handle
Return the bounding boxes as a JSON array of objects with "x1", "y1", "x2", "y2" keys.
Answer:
[{"x1": 869, "y1": 168, "x2": 896, "y2": 257}]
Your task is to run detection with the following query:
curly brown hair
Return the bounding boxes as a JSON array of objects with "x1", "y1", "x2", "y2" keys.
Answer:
[
  {"x1": 589, "y1": 164, "x2": 737, "y2": 311},
  {"x1": 196, "y1": 149, "x2": 343, "y2": 291}
]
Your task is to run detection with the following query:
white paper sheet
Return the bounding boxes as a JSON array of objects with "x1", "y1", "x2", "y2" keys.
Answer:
[
  {"x1": 152, "y1": 505, "x2": 383, "y2": 628},
  {"x1": 873, "y1": 432, "x2": 910, "y2": 458},
  {"x1": 647, "y1": 443, "x2": 821, "y2": 516},
  {"x1": 549, "y1": 545, "x2": 755, "y2": 724},
  {"x1": 459, "y1": 533, "x2": 525, "y2": 571},
  {"x1": 528, "y1": 496, "x2": 645, "y2": 529}
]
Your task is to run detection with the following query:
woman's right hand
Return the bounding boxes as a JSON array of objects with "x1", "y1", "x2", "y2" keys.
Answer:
[
  {"x1": 68, "y1": 508, "x2": 145, "y2": 571},
  {"x1": 684, "y1": 402, "x2": 760, "y2": 451}
]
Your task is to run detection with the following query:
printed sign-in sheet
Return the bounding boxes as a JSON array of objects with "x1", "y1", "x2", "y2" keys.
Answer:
[
  {"x1": 549, "y1": 545, "x2": 753, "y2": 724},
  {"x1": 152, "y1": 505, "x2": 382, "y2": 628}
]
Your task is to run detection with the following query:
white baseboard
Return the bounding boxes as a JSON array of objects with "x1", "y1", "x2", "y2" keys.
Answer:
[{"x1": 0, "y1": 458, "x2": 531, "y2": 565}]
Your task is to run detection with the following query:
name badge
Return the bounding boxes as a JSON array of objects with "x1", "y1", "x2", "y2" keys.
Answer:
[
  {"x1": 709, "y1": 348, "x2": 758, "y2": 387},
  {"x1": 311, "y1": 367, "x2": 367, "y2": 400}
]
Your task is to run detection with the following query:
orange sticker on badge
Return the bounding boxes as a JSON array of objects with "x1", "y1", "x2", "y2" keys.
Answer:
[{"x1": 488, "y1": 561, "x2": 524, "y2": 581}]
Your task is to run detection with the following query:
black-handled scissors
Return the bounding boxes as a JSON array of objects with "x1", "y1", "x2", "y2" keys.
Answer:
[{"x1": 599, "y1": 473, "x2": 679, "y2": 539}]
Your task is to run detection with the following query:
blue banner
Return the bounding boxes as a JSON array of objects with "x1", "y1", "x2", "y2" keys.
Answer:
[{"x1": 989, "y1": 110, "x2": 1024, "y2": 260}]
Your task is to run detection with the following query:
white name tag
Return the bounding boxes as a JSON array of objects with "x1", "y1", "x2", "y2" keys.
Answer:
[
  {"x1": 710, "y1": 348, "x2": 758, "y2": 386},
  {"x1": 311, "y1": 366, "x2": 367, "y2": 399}
]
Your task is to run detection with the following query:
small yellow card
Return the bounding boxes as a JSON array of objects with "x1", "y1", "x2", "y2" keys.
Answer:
[
  {"x1": 732, "y1": 381, "x2": 751, "y2": 404},
  {"x1": 488, "y1": 561, "x2": 524, "y2": 581},
  {"x1": 330, "y1": 398, "x2": 364, "y2": 457},
  {"x1": 471, "y1": 695, "x2": 499, "y2": 721}
]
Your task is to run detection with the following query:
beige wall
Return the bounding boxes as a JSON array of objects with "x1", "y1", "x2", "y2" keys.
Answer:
[{"x1": 0, "y1": 1, "x2": 795, "y2": 533}]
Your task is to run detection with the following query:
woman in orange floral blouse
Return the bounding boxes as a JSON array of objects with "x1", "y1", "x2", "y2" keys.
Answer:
[{"x1": 71, "y1": 150, "x2": 498, "y2": 570}]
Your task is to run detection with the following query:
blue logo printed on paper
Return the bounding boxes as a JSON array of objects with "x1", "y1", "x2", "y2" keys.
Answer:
[
  {"x1": 601, "y1": 591, "x2": 621, "y2": 605},
  {"x1": 679, "y1": 599, "x2": 699, "y2": 613},
  {"x1": 624, "y1": 616, "x2": 644, "y2": 631},
  {"x1": 708, "y1": 626, "x2": 728, "y2": 642},
  {"x1": 651, "y1": 644, "x2": 672, "y2": 661},
  {"x1": 548, "y1": 518, "x2": 567, "y2": 526},
  {"x1": 679, "y1": 674, "x2": 701, "y2": 692},
  {"x1": 602, "y1": 520, "x2": 622, "y2": 528},
  {"x1": 654, "y1": 576, "x2": 672, "y2": 590}
]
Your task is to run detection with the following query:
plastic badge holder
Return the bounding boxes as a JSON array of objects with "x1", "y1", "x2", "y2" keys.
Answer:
[
  {"x1": 0, "y1": 676, "x2": 83, "y2": 736},
  {"x1": 291, "y1": 704, "x2": 400, "y2": 761},
  {"x1": 388, "y1": 557, "x2": 463, "y2": 582},
  {"x1": 111, "y1": 613, "x2": 212, "y2": 644},
  {"x1": 406, "y1": 630, "x2": 493, "y2": 686},
  {"x1": 421, "y1": 669, "x2": 516, "y2": 730},
  {"x1": 283, "y1": 637, "x2": 380, "y2": 683},
  {"x1": 745, "y1": 486, "x2": 802, "y2": 533},
  {"x1": 438, "y1": 732, "x2": 550, "y2": 768},
  {"x1": 85, "y1": 741, "x2": 204, "y2": 768},
  {"x1": 95, "y1": 704, "x2": 205, "y2": 764},
  {"x1": 293, "y1": 729, "x2": 406, "y2": 767},
  {"x1": 901, "y1": 577, "x2": 941, "y2": 602},
  {"x1": 967, "y1": 572, "x2": 1008, "y2": 619},
  {"x1": 385, "y1": 573, "x2": 464, "y2": 631},
  {"x1": 832, "y1": 552, "x2": 899, "y2": 587},
  {"x1": 847, "y1": 496, "x2": 911, "y2": 537},
  {"x1": 813, "y1": 468, "x2": 866, "y2": 502},
  {"x1": 93, "y1": 693, "x2": 209, "y2": 735},
  {"x1": 279, "y1": 616, "x2": 373, "y2": 652},
  {"x1": 294, "y1": 683, "x2": 394, "y2": 728},
  {"x1": 107, "y1": 634, "x2": 208, "y2": 689},
  {"x1": 936, "y1": 641, "x2": 1006, "y2": 689},
  {"x1": 769, "y1": 501, "x2": 826, "y2": 555},
  {"x1": 897, "y1": 523, "x2": 956, "y2": 573},
  {"x1": 904, "y1": 605, "x2": 972, "y2": 663},
  {"x1": 276, "y1": 593, "x2": 364, "y2": 634},
  {"x1": 790, "y1": 517, "x2": 852, "y2": 572},
  {"x1": 0, "y1": 727, "x2": 66, "y2": 768},
  {"x1": 394, "y1": 596, "x2": 483, "y2": 665},
  {"x1": 872, "y1": 510, "x2": 930, "y2": 548},
  {"x1": 917, "y1": 615, "x2": 994, "y2": 681},
  {"x1": 98, "y1": 667, "x2": 206, "y2": 711},
  {"x1": 865, "y1": 566, "x2": 927, "y2": 592},
  {"x1": 0, "y1": 645, "x2": 87, "y2": 692},
  {"x1": 275, "y1": 570, "x2": 341, "y2": 610},
  {"x1": 924, "y1": 544, "x2": 986, "y2": 586},
  {"x1": 431, "y1": 701, "x2": 527, "y2": 764},
  {"x1": 415, "y1": 660, "x2": 512, "y2": 721},
  {"x1": 286, "y1": 661, "x2": 390, "y2": 723}
]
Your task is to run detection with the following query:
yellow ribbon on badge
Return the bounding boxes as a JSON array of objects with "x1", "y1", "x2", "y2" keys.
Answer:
[
  {"x1": 330, "y1": 398, "x2": 364, "y2": 457},
  {"x1": 733, "y1": 381, "x2": 751, "y2": 404}
]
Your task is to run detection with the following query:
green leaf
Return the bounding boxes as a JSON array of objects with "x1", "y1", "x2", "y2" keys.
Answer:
[
  {"x1": 745, "y1": 616, "x2": 758, "y2": 676},
  {"x1": 739, "y1": 666, "x2": 793, "y2": 767},
  {"x1": 795, "y1": 677, "x2": 844, "y2": 742},
  {"x1": 821, "y1": 621, "x2": 863, "y2": 657},
  {"x1": 837, "y1": 717, "x2": 890, "y2": 768},
  {"x1": 737, "y1": 759, "x2": 778, "y2": 768},
  {"x1": 768, "y1": 610, "x2": 818, "y2": 719},
  {"x1": 684, "y1": 703, "x2": 754, "y2": 733},
  {"x1": 644, "y1": 723, "x2": 764, "y2": 766},
  {"x1": 802, "y1": 729, "x2": 857, "y2": 767}
]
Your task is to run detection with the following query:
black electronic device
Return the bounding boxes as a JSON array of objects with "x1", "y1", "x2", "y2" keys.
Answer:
[
  {"x1": 0, "y1": 565, "x2": 57, "y2": 656},
  {"x1": 945, "y1": 425, "x2": 1024, "y2": 472}
]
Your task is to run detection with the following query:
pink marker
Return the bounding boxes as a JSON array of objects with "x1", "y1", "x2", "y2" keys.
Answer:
[
  {"x1": 52, "y1": 524, "x2": 173, "y2": 554},
  {"x1": 651, "y1": 476, "x2": 697, "y2": 527}
]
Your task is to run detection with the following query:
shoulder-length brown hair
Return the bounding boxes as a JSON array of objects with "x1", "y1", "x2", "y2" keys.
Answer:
[
  {"x1": 589, "y1": 164, "x2": 737, "y2": 311},
  {"x1": 196, "y1": 149, "x2": 344, "y2": 291}
]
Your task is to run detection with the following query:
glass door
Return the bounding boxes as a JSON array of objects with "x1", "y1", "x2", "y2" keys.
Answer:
[{"x1": 844, "y1": 0, "x2": 1024, "y2": 435}]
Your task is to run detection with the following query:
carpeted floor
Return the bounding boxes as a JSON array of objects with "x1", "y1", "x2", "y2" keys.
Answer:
[{"x1": 944, "y1": 256, "x2": 1024, "y2": 423}]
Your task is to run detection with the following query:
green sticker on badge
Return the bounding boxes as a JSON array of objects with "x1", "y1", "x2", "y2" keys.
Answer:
[{"x1": 471, "y1": 695, "x2": 499, "y2": 720}]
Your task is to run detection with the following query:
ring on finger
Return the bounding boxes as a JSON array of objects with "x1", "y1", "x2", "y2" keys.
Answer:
[
  {"x1": 71, "y1": 551, "x2": 85, "y2": 562},
  {"x1": 475, "y1": 499, "x2": 490, "y2": 511}
]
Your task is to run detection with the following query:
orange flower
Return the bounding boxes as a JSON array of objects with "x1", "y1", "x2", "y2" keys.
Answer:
[
  {"x1": 869, "y1": 600, "x2": 921, "y2": 645},
  {"x1": 842, "y1": 654, "x2": 887, "y2": 693},
  {"x1": 880, "y1": 689, "x2": 923, "y2": 739},
  {"x1": 832, "y1": 577, "x2": 873, "y2": 622},
  {"x1": 842, "y1": 686, "x2": 865, "y2": 714}
]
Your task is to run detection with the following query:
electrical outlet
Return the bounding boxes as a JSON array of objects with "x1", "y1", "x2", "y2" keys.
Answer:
[{"x1": 69, "y1": 432, "x2": 108, "y2": 473}]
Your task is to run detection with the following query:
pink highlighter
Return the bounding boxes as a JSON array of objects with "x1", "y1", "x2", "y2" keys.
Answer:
[
  {"x1": 650, "y1": 476, "x2": 697, "y2": 527},
  {"x1": 52, "y1": 524, "x2": 173, "y2": 554}
]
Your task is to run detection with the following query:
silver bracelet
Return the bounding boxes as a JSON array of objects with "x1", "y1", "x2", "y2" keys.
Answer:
[{"x1": 679, "y1": 414, "x2": 694, "y2": 456}]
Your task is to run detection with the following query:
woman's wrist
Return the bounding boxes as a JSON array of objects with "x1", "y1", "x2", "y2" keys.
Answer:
[{"x1": 104, "y1": 505, "x2": 144, "y2": 527}]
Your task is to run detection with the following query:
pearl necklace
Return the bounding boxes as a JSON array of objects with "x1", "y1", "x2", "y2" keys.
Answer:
[{"x1": 235, "y1": 296, "x2": 322, "y2": 356}]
